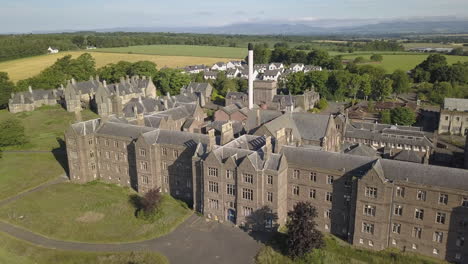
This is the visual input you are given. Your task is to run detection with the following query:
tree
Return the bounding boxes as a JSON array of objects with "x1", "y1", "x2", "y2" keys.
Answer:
[
  {"x1": 306, "y1": 49, "x2": 330, "y2": 67},
  {"x1": 129, "y1": 61, "x2": 157, "y2": 77},
  {"x1": 0, "y1": 118, "x2": 27, "y2": 147},
  {"x1": 359, "y1": 73, "x2": 372, "y2": 100},
  {"x1": 304, "y1": 71, "x2": 329, "y2": 99},
  {"x1": 353, "y1": 56, "x2": 366, "y2": 64},
  {"x1": 316, "y1": 98, "x2": 328, "y2": 110},
  {"x1": 136, "y1": 188, "x2": 162, "y2": 221},
  {"x1": 0, "y1": 72, "x2": 14, "y2": 109},
  {"x1": 285, "y1": 72, "x2": 306, "y2": 95},
  {"x1": 153, "y1": 68, "x2": 191, "y2": 95},
  {"x1": 380, "y1": 110, "x2": 391, "y2": 124},
  {"x1": 371, "y1": 78, "x2": 393, "y2": 101},
  {"x1": 370, "y1": 54, "x2": 383, "y2": 62},
  {"x1": 391, "y1": 69, "x2": 411, "y2": 95},
  {"x1": 390, "y1": 107, "x2": 416, "y2": 126},
  {"x1": 286, "y1": 202, "x2": 324, "y2": 259},
  {"x1": 347, "y1": 74, "x2": 362, "y2": 100},
  {"x1": 450, "y1": 47, "x2": 464, "y2": 56},
  {"x1": 326, "y1": 70, "x2": 351, "y2": 100}
]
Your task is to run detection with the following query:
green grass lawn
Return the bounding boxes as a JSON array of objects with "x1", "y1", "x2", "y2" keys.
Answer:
[
  {"x1": 0, "y1": 181, "x2": 192, "y2": 243},
  {"x1": 0, "y1": 232, "x2": 168, "y2": 264},
  {"x1": 340, "y1": 53, "x2": 468, "y2": 73},
  {"x1": 256, "y1": 235, "x2": 446, "y2": 264},
  {"x1": 95, "y1": 44, "x2": 247, "y2": 59}
]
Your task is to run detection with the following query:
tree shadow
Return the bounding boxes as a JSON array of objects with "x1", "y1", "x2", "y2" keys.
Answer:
[
  {"x1": 128, "y1": 194, "x2": 142, "y2": 217},
  {"x1": 52, "y1": 137, "x2": 69, "y2": 175},
  {"x1": 243, "y1": 206, "x2": 282, "y2": 252}
]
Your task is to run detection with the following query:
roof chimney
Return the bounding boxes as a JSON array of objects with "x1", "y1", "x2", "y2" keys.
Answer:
[
  {"x1": 256, "y1": 108, "x2": 261, "y2": 127},
  {"x1": 274, "y1": 128, "x2": 286, "y2": 153},
  {"x1": 220, "y1": 121, "x2": 234, "y2": 145},
  {"x1": 264, "y1": 136, "x2": 272, "y2": 159},
  {"x1": 208, "y1": 129, "x2": 216, "y2": 150},
  {"x1": 248, "y1": 43, "x2": 254, "y2": 109}
]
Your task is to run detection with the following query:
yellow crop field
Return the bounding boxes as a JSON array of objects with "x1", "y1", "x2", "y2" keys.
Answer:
[{"x1": 0, "y1": 51, "x2": 232, "y2": 82}]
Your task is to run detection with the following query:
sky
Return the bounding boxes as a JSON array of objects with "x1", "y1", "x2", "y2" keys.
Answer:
[{"x1": 1, "y1": 0, "x2": 468, "y2": 33}]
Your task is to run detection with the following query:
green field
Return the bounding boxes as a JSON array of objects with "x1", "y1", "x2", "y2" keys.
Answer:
[
  {"x1": 402, "y1": 42, "x2": 467, "y2": 50},
  {"x1": 0, "y1": 181, "x2": 192, "y2": 243},
  {"x1": 0, "y1": 232, "x2": 168, "y2": 264},
  {"x1": 256, "y1": 235, "x2": 446, "y2": 264},
  {"x1": 96, "y1": 44, "x2": 247, "y2": 59},
  {"x1": 341, "y1": 53, "x2": 468, "y2": 72}
]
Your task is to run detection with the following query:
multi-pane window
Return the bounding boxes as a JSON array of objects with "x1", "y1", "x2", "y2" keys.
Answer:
[
  {"x1": 325, "y1": 209, "x2": 331, "y2": 219},
  {"x1": 415, "y1": 209, "x2": 424, "y2": 220},
  {"x1": 164, "y1": 175, "x2": 168, "y2": 184},
  {"x1": 362, "y1": 222, "x2": 374, "y2": 234},
  {"x1": 208, "y1": 199, "x2": 219, "y2": 209},
  {"x1": 173, "y1": 150, "x2": 179, "y2": 158},
  {"x1": 243, "y1": 173, "x2": 253, "y2": 184},
  {"x1": 439, "y1": 194, "x2": 448, "y2": 205},
  {"x1": 208, "y1": 167, "x2": 218, "y2": 177},
  {"x1": 433, "y1": 231, "x2": 443, "y2": 243},
  {"x1": 396, "y1": 186, "x2": 405, "y2": 197},
  {"x1": 413, "y1": 227, "x2": 422, "y2": 239},
  {"x1": 436, "y1": 212, "x2": 446, "y2": 224},
  {"x1": 91, "y1": 163, "x2": 96, "y2": 170},
  {"x1": 310, "y1": 172, "x2": 317, "y2": 182},
  {"x1": 326, "y1": 192, "x2": 333, "y2": 202},
  {"x1": 208, "y1": 181, "x2": 219, "y2": 193},
  {"x1": 226, "y1": 184, "x2": 236, "y2": 196},
  {"x1": 105, "y1": 151, "x2": 110, "y2": 159},
  {"x1": 363, "y1": 205, "x2": 376, "y2": 216},
  {"x1": 105, "y1": 140, "x2": 109, "y2": 146},
  {"x1": 293, "y1": 169, "x2": 300, "y2": 179},
  {"x1": 417, "y1": 190, "x2": 426, "y2": 201},
  {"x1": 243, "y1": 206, "x2": 253, "y2": 216},
  {"x1": 139, "y1": 148, "x2": 146, "y2": 157},
  {"x1": 392, "y1": 223, "x2": 401, "y2": 234},
  {"x1": 394, "y1": 205, "x2": 403, "y2": 216},
  {"x1": 310, "y1": 189, "x2": 316, "y2": 199},
  {"x1": 140, "y1": 161, "x2": 148, "y2": 171},
  {"x1": 142, "y1": 176, "x2": 149, "y2": 184},
  {"x1": 88, "y1": 138, "x2": 93, "y2": 145},
  {"x1": 293, "y1": 186, "x2": 300, "y2": 196},
  {"x1": 226, "y1": 170, "x2": 233, "y2": 179},
  {"x1": 327, "y1": 175, "x2": 334, "y2": 184},
  {"x1": 162, "y1": 147, "x2": 167, "y2": 156},
  {"x1": 462, "y1": 197, "x2": 468, "y2": 207},
  {"x1": 267, "y1": 175, "x2": 273, "y2": 185},
  {"x1": 114, "y1": 141, "x2": 119, "y2": 148},
  {"x1": 162, "y1": 161, "x2": 167, "y2": 170},
  {"x1": 267, "y1": 192, "x2": 273, "y2": 202},
  {"x1": 365, "y1": 187, "x2": 377, "y2": 198},
  {"x1": 242, "y1": 188, "x2": 253, "y2": 200}
]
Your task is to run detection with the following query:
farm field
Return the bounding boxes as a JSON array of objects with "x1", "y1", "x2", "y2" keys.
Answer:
[
  {"x1": 402, "y1": 42, "x2": 467, "y2": 50},
  {"x1": 0, "y1": 232, "x2": 168, "y2": 264},
  {"x1": 0, "y1": 181, "x2": 192, "y2": 243},
  {"x1": 0, "y1": 50, "x2": 234, "y2": 82},
  {"x1": 96, "y1": 44, "x2": 247, "y2": 59},
  {"x1": 340, "y1": 53, "x2": 468, "y2": 72}
]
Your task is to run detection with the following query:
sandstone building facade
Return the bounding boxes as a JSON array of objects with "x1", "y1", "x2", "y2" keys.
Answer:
[{"x1": 439, "y1": 98, "x2": 468, "y2": 136}]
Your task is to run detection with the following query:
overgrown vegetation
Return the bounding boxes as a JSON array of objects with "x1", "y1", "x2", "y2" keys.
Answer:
[
  {"x1": 0, "y1": 118, "x2": 27, "y2": 147},
  {"x1": 380, "y1": 107, "x2": 416, "y2": 125}
]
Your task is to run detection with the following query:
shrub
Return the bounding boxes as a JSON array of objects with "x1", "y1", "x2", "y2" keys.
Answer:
[
  {"x1": 0, "y1": 118, "x2": 27, "y2": 147},
  {"x1": 370, "y1": 54, "x2": 383, "y2": 62}
]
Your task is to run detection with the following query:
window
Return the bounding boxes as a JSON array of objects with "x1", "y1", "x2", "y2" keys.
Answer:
[
  {"x1": 208, "y1": 167, "x2": 218, "y2": 177},
  {"x1": 162, "y1": 147, "x2": 167, "y2": 156},
  {"x1": 227, "y1": 184, "x2": 235, "y2": 196},
  {"x1": 433, "y1": 231, "x2": 443, "y2": 243},
  {"x1": 88, "y1": 138, "x2": 93, "y2": 145},
  {"x1": 243, "y1": 206, "x2": 253, "y2": 216},
  {"x1": 91, "y1": 163, "x2": 96, "y2": 170},
  {"x1": 310, "y1": 189, "x2": 316, "y2": 199},
  {"x1": 208, "y1": 199, "x2": 219, "y2": 209},
  {"x1": 394, "y1": 205, "x2": 403, "y2": 216},
  {"x1": 415, "y1": 209, "x2": 424, "y2": 220},
  {"x1": 396, "y1": 186, "x2": 405, "y2": 197},
  {"x1": 267, "y1": 192, "x2": 273, "y2": 202},
  {"x1": 412, "y1": 243, "x2": 417, "y2": 249},
  {"x1": 114, "y1": 141, "x2": 119, "y2": 148},
  {"x1": 226, "y1": 170, "x2": 233, "y2": 179},
  {"x1": 164, "y1": 175, "x2": 168, "y2": 184},
  {"x1": 243, "y1": 173, "x2": 253, "y2": 184},
  {"x1": 439, "y1": 193, "x2": 448, "y2": 205},
  {"x1": 139, "y1": 148, "x2": 146, "y2": 157},
  {"x1": 140, "y1": 161, "x2": 148, "y2": 171},
  {"x1": 433, "y1": 248, "x2": 439, "y2": 255},
  {"x1": 162, "y1": 161, "x2": 167, "y2": 170},
  {"x1": 310, "y1": 172, "x2": 317, "y2": 182},
  {"x1": 456, "y1": 236, "x2": 465, "y2": 247},
  {"x1": 436, "y1": 212, "x2": 446, "y2": 224},
  {"x1": 417, "y1": 190, "x2": 426, "y2": 201},
  {"x1": 325, "y1": 209, "x2": 331, "y2": 219},
  {"x1": 392, "y1": 223, "x2": 401, "y2": 234},
  {"x1": 413, "y1": 227, "x2": 422, "y2": 239},
  {"x1": 327, "y1": 175, "x2": 334, "y2": 184},
  {"x1": 89, "y1": 151, "x2": 94, "y2": 158},
  {"x1": 242, "y1": 188, "x2": 253, "y2": 200},
  {"x1": 462, "y1": 197, "x2": 468, "y2": 207},
  {"x1": 326, "y1": 192, "x2": 333, "y2": 202},
  {"x1": 392, "y1": 239, "x2": 397, "y2": 245},
  {"x1": 455, "y1": 253, "x2": 461, "y2": 260},
  {"x1": 293, "y1": 169, "x2": 300, "y2": 179},
  {"x1": 142, "y1": 176, "x2": 149, "y2": 184},
  {"x1": 105, "y1": 140, "x2": 109, "y2": 146},
  {"x1": 173, "y1": 150, "x2": 179, "y2": 158},
  {"x1": 362, "y1": 222, "x2": 374, "y2": 234},
  {"x1": 293, "y1": 186, "x2": 300, "y2": 196},
  {"x1": 208, "y1": 181, "x2": 219, "y2": 193},
  {"x1": 363, "y1": 205, "x2": 376, "y2": 216},
  {"x1": 445, "y1": 116, "x2": 449, "y2": 121},
  {"x1": 365, "y1": 187, "x2": 377, "y2": 198},
  {"x1": 368, "y1": 240, "x2": 374, "y2": 247},
  {"x1": 267, "y1": 175, "x2": 273, "y2": 185},
  {"x1": 105, "y1": 151, "x2": 110, "y2": 159}
]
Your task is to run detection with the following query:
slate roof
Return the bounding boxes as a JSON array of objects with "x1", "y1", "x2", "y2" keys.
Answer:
[
  {"x1": 70, "y1": 119, "x2": 101, "y2": 135},
  {"x1": 443, "y1": 98, "x2": 468, "y2": 111},
  {"x1": 393, "y1": 150, "x2": 423, "y2": 163},
  {"x1": 226, "y1": 92, "x2": 247, "y2": 100},
  {"x1": 141, "y1": 129, "x2": 209, "y2": 148},
  {"x1": 245, "y1": 109, "x2": 283, "y2": 132},
  {"x1": 282, "y1": 146, "x2": 468, "y2": 191},
  {"x1": 263, "y1": 70, "x2": 281, "y2": 77},
  {"x1": 207, "y1": 120, "x2": 245, "y2": 135},
  {"x1": 95, "y1": 121, "x2": 155, "y2": 139},
  {"x1": 181, "y1": 83, "x2": 212, "y2": 97},
  {"x1": 344, "y1": 143, "x2": 378, "y2": 157},
  {"x1": 10, "y1": 89, "x2": 59, "y2": 104}
]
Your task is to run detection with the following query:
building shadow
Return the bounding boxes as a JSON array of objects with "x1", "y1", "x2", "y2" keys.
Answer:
[
  {"x1": 52, "y1": 137, "x2": 69, "y2": 175},
  {"x1": 243, "y1": 206, "x2": 282, "y2": 251},
  {"x1": 446, "y1": 205, "x2": 468, "y2": 263}
]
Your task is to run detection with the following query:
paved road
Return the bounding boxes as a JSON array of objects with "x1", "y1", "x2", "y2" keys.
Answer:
[{"x1": 0, "y1": 177, "x2": 262, "y2": 264}]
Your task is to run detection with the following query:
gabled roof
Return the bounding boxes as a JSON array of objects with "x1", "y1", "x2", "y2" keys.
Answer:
[
  {"x1": 443, "y1": 98, "x2": 468, "y2": 111},
  {"x1": 393, "y1": 150, "x2": 423, "y2": 163},
  {"x1": 96, "y1": 121, "x2": 155, "y2": 139}
]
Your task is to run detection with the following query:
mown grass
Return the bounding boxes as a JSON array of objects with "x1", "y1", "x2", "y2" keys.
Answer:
[
  {"x1": 0, "y1": 181, "x2": 192, "y2": 243},
  {"x1": 256, "y1": 235, "x2": 446, "y2": 264},
  {"x1": 96, "y1": 44, "x2": 247, "y2": 59},
  {"x1": 340, "y1": 53, "x2": 468, "y2": 72},
  {"x1": 0, "y1": 231, "x2": 168, "y2": 264},
  {"x1": 0, "y1": 50, "x2": 234, "y2": 82}
]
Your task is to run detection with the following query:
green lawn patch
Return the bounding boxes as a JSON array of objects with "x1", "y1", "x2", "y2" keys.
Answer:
[
  {"x1": 95, "y1": 44, "x2": 247, "y2": 59},
  {"x1": 0, "y1": 232, "x2": 168, "y2": 264},
  {"x1": 256, "y1": 235, "x2": 446, "y2": 264},
  {"x1": 0, "y1": 181, "x2": 192, "y2": 243}
]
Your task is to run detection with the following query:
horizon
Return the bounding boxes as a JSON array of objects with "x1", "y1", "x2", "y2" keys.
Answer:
[{"x1": 2, "y1": 0, "x2": 468, "y2": 33}]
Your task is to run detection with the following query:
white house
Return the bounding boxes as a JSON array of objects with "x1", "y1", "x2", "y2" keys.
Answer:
[
  {"x1": 184, "y1": 65, "x2": 206, "y2": 74},
  {"x1": 268, "y1": 63, "x2": 284, "y2": 71},
  {"x1": 290, "y1": 63, "x2": 305, "y2": 72},
  {"x1": 226, "y1": 68, "x2": 241, "y2": 79},
  {"x1": 47, "y1": 47, "x2": 59, "y2": 54},
  {"x1": 226, "y1": 61, "x2": 243, "y2": 69},
  {"x1": 303, "y1": 65, "x2": 323, "y2": 73},
  {"x1": 204, "y1": 71, "x2": 218, "y2": 80},
  {"x1": 254, "y1": 64, "x2": 268, "y2": 73},
  {"x1": 263, "y1": 70, "x2": 282, "y2": 81},
  {"x1": 240, "y1": 69, "x2": 259, "y2": 80},
  {"x1": 211, "y1": 62, "x2": 227, "y2": 71}
]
